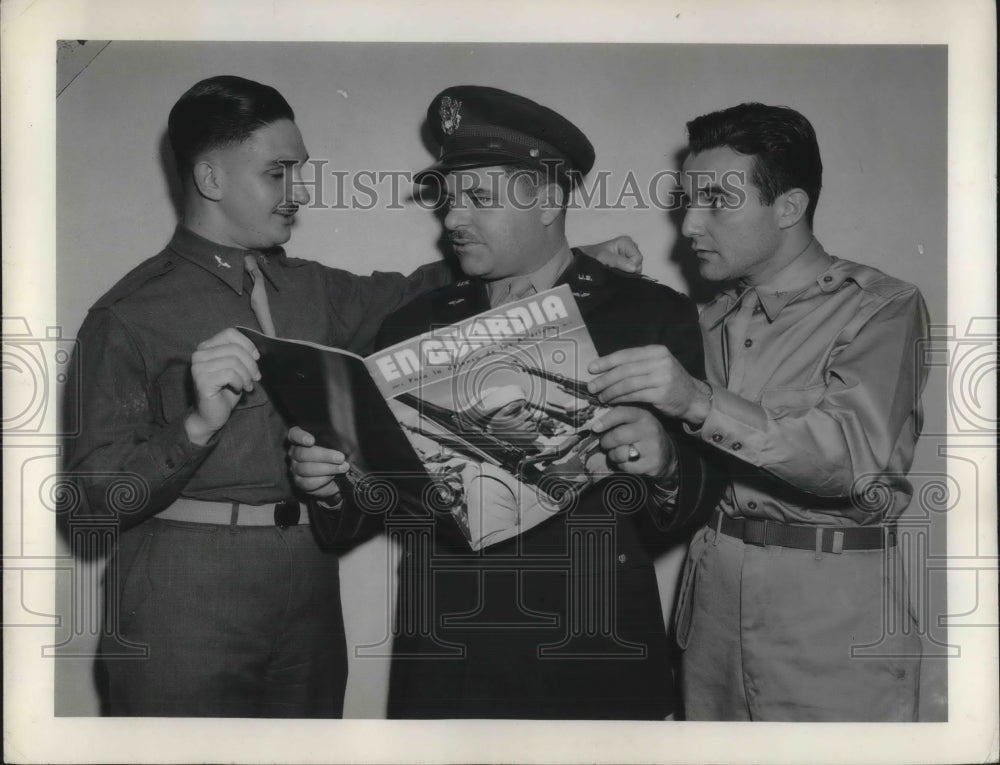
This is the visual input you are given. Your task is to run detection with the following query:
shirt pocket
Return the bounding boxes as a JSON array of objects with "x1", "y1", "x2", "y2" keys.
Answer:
[
  {"x1": 760, "y1": 383, "x2": 826, "y2": 416},
  {"x1": 156, "y1": 363, "x2": 193, "y2": 423},
  {"x1": 157, "y1": 362, "x2": 270, "y2": 423}
]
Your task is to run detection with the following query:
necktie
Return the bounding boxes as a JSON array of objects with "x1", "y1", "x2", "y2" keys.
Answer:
[
  {"x1": 493, "y1": 276, "x2": 536, "y2": 307},
  {"x1": 244, "y1": 254, "x2": 277, "y2": 337},
  {"x1": 723, "y1": 288, "x2": 758, "y2": 391}
]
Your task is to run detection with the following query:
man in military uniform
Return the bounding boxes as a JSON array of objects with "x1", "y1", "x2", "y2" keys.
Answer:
[
  {"x1": 63, "y1": 75, "x2": 643, "y2": 718},
  {"x1": 288, "y1": 86, "x2": 716, "y2": 719},
  {"x1": 588, "y1": 103, "x2": 929, "y2": 720}
]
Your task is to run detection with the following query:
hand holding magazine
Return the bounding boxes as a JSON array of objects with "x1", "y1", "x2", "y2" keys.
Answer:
[{"x1": 241, "y1": 285, "x2": 613, "y2": 550}]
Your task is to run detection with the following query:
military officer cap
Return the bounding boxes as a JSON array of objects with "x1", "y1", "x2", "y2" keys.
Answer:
[{"x1": 415, "y1": 85, "x2": 595, "y2": 187}]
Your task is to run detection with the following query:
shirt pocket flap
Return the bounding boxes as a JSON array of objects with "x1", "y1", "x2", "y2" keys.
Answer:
[
  {"x1": 760, "y1": 383, "x2": 826, "y2": 415},
  {"x1": 233, "y1": 382, "x2": 270, "y2": 410},
  {"x1": 157, "y1": 363, "x2": 269, "y2": 422},
  {"x1": 156, "y1": 364, "x2": 193, "y2": 423}
]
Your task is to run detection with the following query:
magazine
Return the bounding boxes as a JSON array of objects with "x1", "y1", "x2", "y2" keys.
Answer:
[{"x1": 240, "y1": 284, "x2": 613, "y2": 550}]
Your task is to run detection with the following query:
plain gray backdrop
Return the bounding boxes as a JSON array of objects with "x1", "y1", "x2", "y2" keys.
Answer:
[{"x1": 55, "y1": 41, "x2": 948, "y2": 719}]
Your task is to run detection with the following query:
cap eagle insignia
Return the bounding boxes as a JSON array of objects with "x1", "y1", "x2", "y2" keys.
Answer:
[{"x1": 439, "y1": 96, "x2": 462, "y2": 135}]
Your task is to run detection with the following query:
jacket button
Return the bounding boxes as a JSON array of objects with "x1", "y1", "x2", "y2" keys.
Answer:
[
  {"x1": 747, "y1": 500, "x2": 757, "y2": 510},
  {"x1": 165, "y1": 458, "x2": 175, "y2": 469},
  {"x1": 744, "y1": 338, "x2": 753, "y2": 348},
  {"x1": 823, "y1": 275, "x2": 833, "y2": 283},
  {"x1": 732, "y1": 442, "x2": 742, "y2": 451},
  {"x1": 618, "y1": 553, "x2": 627, "y2": 564},
  {"x1": 711, "y1": 433, "x2": 723, "y2": 443}
]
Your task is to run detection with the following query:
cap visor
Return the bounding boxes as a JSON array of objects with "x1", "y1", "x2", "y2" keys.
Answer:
[{"x1": 413, "y1": 149, "x2": 547, "y2": 184}]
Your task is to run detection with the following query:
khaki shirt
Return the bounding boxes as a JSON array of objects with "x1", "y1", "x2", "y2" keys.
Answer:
[{"x1": 693, "y1": 245, "x2": 930, "y2": 525}]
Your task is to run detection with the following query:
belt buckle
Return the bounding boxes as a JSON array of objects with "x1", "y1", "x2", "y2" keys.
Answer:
[
  {"x1": 743, "y1": 518, "x2": 767, "y2": 547},
  {"x1": 274, "y1": 500, "x2": 301, "y2": 529}
]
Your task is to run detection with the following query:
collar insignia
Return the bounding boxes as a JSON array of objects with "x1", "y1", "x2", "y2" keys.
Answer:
[
  {"x1": 439, "y1": 96, "x2": 462, "y2": 135},
  {"x1": 447, "y1": 298, "x2": 466, "y2": 306},
  {"x1": 214, "y1": 255, "x2": 231, "y2": 269}
]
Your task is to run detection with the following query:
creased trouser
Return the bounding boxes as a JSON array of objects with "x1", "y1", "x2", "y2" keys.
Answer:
[
  {"x1": 98, "y1": 517, "x2": 347, "y2": 718},
  {"x1": 676, "y1": 526, "x2": 921, "y2": 721}
]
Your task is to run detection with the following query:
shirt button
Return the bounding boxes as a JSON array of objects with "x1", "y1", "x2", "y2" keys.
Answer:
[
  {"x1": 747, "y1": 500, "x2": 758, "y2": 510},
  {"x1": 752, "y1": 305, "x2": 763, "y2": 315},
  {"x1": 618, "y1": 553, "x2": 627, "y2": 564},
  {"x1": 744, "y1": 338, "x2": 753, "y2": 348},
  {"x1": 711, "y1": 433, "x2": 723, "y2": 443},
  {"x1": 732, "y1": 442, "x2": 742, "y2": 451}
]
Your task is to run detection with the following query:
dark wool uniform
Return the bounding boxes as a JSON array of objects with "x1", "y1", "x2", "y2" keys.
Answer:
[
  {"x1": 312, "y1": 84, "x2": 718, "y2": 719},
  {"x1": 366, "y1": 252, "x2": 712, "y2": 719}
]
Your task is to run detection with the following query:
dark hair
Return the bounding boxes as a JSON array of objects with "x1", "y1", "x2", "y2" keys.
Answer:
[
  {"x1": 167, "y1": 75, "x2": 295, "y2": 177},
  {"x1": 686, "y1": 103, "x2": 823, "y2": 225}
]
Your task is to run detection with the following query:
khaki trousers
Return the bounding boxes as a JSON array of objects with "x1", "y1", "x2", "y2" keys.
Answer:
[{"x1": 677, "y1": 525, "x2": 921, "y2": 721}]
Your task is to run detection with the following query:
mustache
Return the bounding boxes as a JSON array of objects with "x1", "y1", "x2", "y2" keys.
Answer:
[{"x1": 447, "y1": 229, "x2": 478, "y2": 245}]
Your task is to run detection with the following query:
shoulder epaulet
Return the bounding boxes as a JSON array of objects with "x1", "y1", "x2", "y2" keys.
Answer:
[
  {"x1": 281, "y1": 255, "x2": 313, "y2": 268},
  {"x1": 614, "y1": 269, "x2": 658, "y2": 282},
  {"x1": 91, "y1": 252, "x2": 178, "y2": 310},
  {"x1": 596, "y1": 259, "x2": 683, "y2": 298},
  {"x1": 831, "y1": 258, "x2": 918, "y2": 300},
  {"x1": 572, "y1": 249, "x2": 659, "y2": 285}
]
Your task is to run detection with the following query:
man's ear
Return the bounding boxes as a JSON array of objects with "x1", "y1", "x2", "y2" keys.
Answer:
[
  {"x1": 538, "y1": 181, "x2": 566, "y2": 226},
  {"x1": 775, "y1": 187, "x2": 809, "y2": 229},
  {"x1": 192, "y1": 159, "x2": 224, "y2": 202}
]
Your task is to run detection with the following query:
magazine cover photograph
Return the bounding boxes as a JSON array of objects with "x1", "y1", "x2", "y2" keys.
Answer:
[
  {"x1": 244, "y1": 284, "x2": 614, "y2": 551},
  {"x1": 373, "y1": 284, "x2": 613, "y2": 549}
]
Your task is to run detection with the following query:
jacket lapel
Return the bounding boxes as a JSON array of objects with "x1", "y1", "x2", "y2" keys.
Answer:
[
  {"x1": 427, "y1": 278, "x2": 490, "y2": 325},
  {"x1": 431, "y1": 251, "x2": 615, "y2": 326}
]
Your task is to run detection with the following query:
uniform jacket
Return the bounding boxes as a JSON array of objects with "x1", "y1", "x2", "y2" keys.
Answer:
[
  {"x1": 318, "y1": 250, "x2": 714, "y2": 719},
  {"x1": 62, "y1": 226, "x2": 448, "y2": 530}
]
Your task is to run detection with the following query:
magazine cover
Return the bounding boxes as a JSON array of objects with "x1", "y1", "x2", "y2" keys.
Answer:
[
  {"x1": 243, "y1": 284, "x2": 612, "y2": 550},
  {"x1": 238, "y1": 329, "x2": 436, "y2": 511},
  {"x1": 366, "y1": 284, "x2": 613, "y2": 549}
]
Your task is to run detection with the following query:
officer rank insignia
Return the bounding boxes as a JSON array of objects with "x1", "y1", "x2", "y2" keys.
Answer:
[{"x1": 439, "y1": 96, "x2": 462, "y2": 135}]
